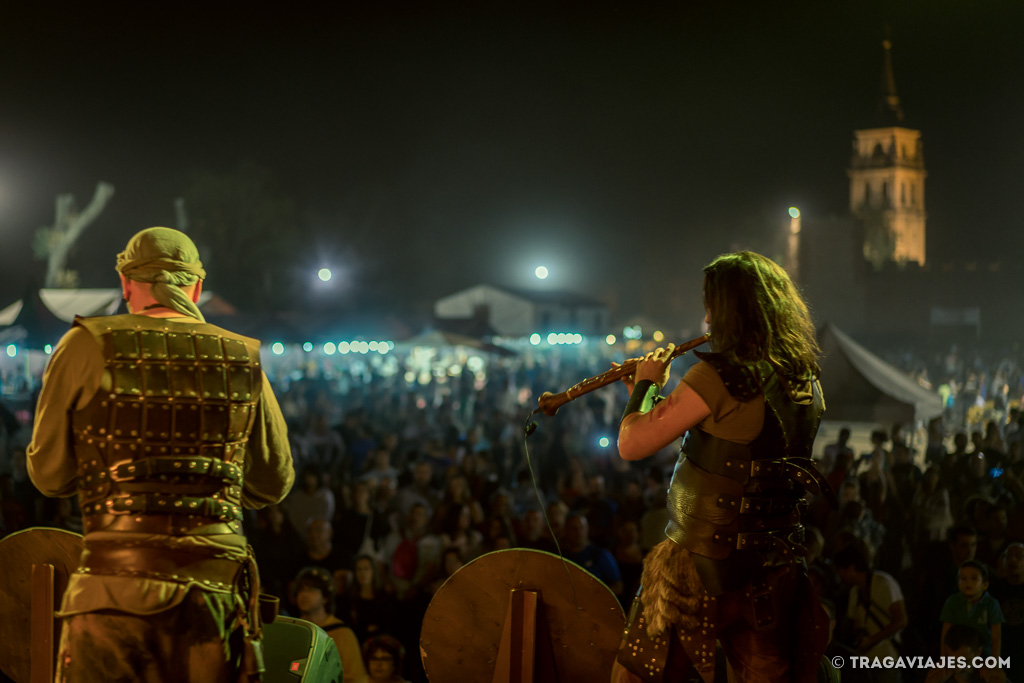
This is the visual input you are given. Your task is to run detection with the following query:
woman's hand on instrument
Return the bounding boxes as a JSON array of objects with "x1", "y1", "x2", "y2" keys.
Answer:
[
  {"x1": 611, "y1": 361, "x2": 635, "y2": 394},
  {"x1": 635, "y1": 344, "x2": 675, "y2": 389}
]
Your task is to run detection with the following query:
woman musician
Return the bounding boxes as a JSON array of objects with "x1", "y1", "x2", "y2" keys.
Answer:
[{"x1": 611, "y1": 251, "x2": 832, "y2": 683}]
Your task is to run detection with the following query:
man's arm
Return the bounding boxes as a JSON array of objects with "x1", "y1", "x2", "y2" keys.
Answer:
[
  {"x1": 859, "y1": 599, "x2": 908, "y2": 653},
  {"x1": 27, "y1": 326, "x2": 102, "y2": 497},
  {"x1": 241, "y1": 371, "x2": 294, "y2": 508}
]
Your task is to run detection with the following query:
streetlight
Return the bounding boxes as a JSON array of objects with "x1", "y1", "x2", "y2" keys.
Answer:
[{"x1": 786, "y1": 207, "x2": 801, "y2": 282}]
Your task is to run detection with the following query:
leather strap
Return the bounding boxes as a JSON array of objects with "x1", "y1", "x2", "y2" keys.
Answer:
[
  {"x1": 81, "y1": 493, "x2": 242, "y2": 522},
  {"x1": 81, "y1": 543, "x2": 244, "y2": 586},
  {"x1": 715, "y1": 495, "x2": 800, "y2": 516},
  {"x1": 688, "y1": 440, "x2": 826, "y2": 497},
  {"x1": 110, "y1": 456, "x2": 242, "y2": 484},
  {"x1": 620, "y1": 380, "x2": 661, "y2": 424},
  {"x1": 735, "y1": 526, "x2": 805, "y2": 552}
]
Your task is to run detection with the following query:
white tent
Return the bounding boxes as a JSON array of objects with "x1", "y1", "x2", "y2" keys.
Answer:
[
  {"x1": 0, "y1": 289, "x2": 121, "y2": 325},
  {"x1": 0, "y1": 289, "x2": 225, "y2": 327},
  {"x1": 818, "y1": 322, "x2": 943, "y2": 424}
]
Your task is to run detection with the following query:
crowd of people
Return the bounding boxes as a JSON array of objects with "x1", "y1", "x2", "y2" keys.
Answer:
[
  {"x1": 2, "y1": 337, "x2": 1023, "y2": 682},
  {"x1": 882, "y1": 342, "x2": 1024, "y2": 437}
]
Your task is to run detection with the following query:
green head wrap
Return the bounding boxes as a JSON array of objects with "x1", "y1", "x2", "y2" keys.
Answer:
[{"x1": 116, "y1": 227, "x2": 207, "y2": 322}]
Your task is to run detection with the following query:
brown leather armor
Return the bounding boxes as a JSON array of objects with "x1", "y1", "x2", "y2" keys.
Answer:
[
  {"x1": 71, "y1": 314, "x2": 263, "y2": 538},
  {"x1": 665, "y1": 352, "x2": 828, "y2": 595}
]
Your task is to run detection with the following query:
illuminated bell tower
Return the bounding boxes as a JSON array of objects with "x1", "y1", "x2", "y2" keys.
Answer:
[{"x1": 848, "y1": 39, "x2": 927, "y2": 267}]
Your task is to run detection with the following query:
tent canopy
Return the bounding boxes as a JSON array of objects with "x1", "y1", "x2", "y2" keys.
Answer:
[
  {"x1": 0, "y1": 287, "x2": 228, "y2": 349},
  {"x1": 0, "y1": 285, "x2": 83, "y2": 349},
  {"x1": 818, "y1": 322, "x2": 943, "y2": 425}
]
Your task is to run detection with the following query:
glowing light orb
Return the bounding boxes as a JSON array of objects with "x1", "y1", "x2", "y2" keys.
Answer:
[
  {"x1": 530, "y1": 333, "x2": 541, "y2": 345},
  {"x1": 605, "y1": 335, "x2": 616, "y2": 345},
  {"x1": 271, "y1": 342, "x2": 284, "y2": 355},
  {"x1": 317, "y1": 268, "x2": 332, "y2": 282},
  {"x1": 535, "y1": 266, "x2": 549, "y2": 280},
  {"x1": 599, "y1": 437, "x2": 610, "y2": 448},
  {"x1": 302, "y1": 342, "x2": 313, "y2": 352},
  {"x1": 788, "y1": 207, "x2": 800, "y2": 219}
]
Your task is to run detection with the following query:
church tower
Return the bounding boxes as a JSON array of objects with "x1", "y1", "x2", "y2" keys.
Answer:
[{"x1": 848, "y1": 39, "x2": 927, "y2": 267}]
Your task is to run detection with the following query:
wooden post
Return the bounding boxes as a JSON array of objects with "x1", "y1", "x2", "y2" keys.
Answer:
[
  {"x1": 31, "y1": 563, "x2": 55, "y2": 683},
  {"x1": 492, "y1": 589, "x2": 539, "y2": 683}
]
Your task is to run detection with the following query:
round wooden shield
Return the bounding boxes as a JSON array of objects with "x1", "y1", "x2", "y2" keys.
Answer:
[
  {"x1": 420, "y1": 548, "x2": 625, "y2": 682},
  {"x1": 0, "y1": 527, "x2": 83, "y2": 683}
]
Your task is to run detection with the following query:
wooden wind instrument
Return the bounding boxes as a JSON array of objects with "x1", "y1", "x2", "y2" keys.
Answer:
[{"x1": 535, "y1": 333, "x2": 710, "y2": 416}]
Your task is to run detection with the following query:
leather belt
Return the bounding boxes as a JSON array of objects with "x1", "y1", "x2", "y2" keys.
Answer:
[
  {"x1": 81, "y1": 493, "x2": 243, "y2": 522},
  {"x1": 109, "y1": 456, "x2": 242, "y2": 484},
  {"x1": 81, "y1": 543, "x2": 245, "y2": 586},
  {"x1": 715, "y1": 495, "x2": 800, "y2": 515},
  {"x1": 702, "y1": 455, "x2": 827, "y2": 498},
  {"x1": 704, "y1": 524, "x2": 805, "y2": 554}
]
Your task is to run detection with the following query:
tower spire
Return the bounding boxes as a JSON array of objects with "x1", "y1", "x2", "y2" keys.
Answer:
[{"x1": 879, "y1": 37, "x2": 905, "y2": 123}]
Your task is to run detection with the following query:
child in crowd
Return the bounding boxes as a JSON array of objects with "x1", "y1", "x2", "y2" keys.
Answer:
[
  {"x1": 940, "y1": 561, "x2": 1004, "y2": 658},
  {"x1": 925, "y1": 625, "x2": 1005, "y2": 683}
]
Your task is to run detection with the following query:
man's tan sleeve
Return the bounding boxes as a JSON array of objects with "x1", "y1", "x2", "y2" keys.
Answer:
[
  {"x1": 27, "y1": 326, "x2": 103, "y2": 497},
  {"x1": 241, "y1": 371, "x2": 294, "y2": 508}
]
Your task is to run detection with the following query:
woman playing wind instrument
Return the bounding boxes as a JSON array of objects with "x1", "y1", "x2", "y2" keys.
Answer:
[{"x1": 612, "y1": 251, "x2": 833, "y2": 683}]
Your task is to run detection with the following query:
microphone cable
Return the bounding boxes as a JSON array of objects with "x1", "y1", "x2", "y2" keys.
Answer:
[{"x1": 522, "y1": 411, "x2": 592, "y2": 646}]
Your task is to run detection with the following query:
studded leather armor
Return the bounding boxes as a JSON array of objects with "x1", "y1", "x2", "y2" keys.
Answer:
[
  {"x1": 71, "y1": 314, "x2": 263, "y2": 537},
  {"x1": 665, "y1": 352, "x2": 828, "y2": 595}
]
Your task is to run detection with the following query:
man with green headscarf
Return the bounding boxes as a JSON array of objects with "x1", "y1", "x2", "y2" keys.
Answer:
[{"x1": 28, "y1": 227, "x2": 294, "y2": 682}]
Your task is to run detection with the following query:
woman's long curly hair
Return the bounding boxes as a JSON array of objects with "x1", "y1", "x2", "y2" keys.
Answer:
[{"x1": 703, "y1": 251, "x2": 820, "y2": 380}]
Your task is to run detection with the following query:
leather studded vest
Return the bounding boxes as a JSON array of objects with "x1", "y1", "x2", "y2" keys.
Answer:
[
  {"x1": 665, "y1": 352, "x2": 828, "y2": 594},
  {"x1": 71, "y1": 314, "x2": 263, "y2": 537}
]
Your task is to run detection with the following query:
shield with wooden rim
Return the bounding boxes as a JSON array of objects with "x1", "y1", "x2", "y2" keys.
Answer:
[
  {"x1": 420, "y1": 548, "x2": 625, "y2": 682},
  {"x1": 0, "y1": 527, "x2": 84, "y2": 683}
]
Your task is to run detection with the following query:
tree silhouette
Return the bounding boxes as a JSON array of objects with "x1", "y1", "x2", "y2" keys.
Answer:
[{"x1": 33, "y1": 182, "x2": 115, "y2": 288}]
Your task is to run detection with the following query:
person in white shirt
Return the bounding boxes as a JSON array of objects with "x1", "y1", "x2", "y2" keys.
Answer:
[{"x1": 835, "y1": 543, "x2": 907, "y2": 682}]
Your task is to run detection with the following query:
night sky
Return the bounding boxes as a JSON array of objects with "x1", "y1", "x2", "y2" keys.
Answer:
[{"x1": 2, "y1": 2, "x2": 1022, "y2": 327}]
